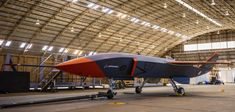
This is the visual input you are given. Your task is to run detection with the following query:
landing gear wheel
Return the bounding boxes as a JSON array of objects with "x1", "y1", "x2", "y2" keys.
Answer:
[
  {"x1": 177, "y1": 87, "x2": 185, "y2": 96},
  {"x1": 107, "y1": 89, "x2": 114, "y2": 99},
  {"x1": 135, "y1": 86, "x2": 142, "y2": 94}
]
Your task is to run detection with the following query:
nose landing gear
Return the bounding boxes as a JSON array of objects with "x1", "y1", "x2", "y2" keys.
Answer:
[{"x1": 107, "y1": 78, "x2": 117, "y2": 99}]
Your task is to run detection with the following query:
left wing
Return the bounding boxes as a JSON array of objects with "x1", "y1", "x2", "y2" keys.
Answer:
[
  {"x1": 168, "y1": 61, "x2": 230, "y2": 65},
  {"x1": 168, "y1": 52, "x2": 230, "y2": 65}
]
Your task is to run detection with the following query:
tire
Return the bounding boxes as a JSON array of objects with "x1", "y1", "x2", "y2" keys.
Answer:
[
  {"x1": 107, "y1": 89, "x2": 114, "y2": 99},
  {"x1": 177, "y1": 87, "x2": 185, "y2": 96},
  {"x1": 135, "y1": 86, "x2": 142, "y2": 94}
]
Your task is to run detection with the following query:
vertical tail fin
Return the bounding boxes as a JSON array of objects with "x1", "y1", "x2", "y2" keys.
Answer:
[{"x1": 199, "y1": 52, "x2": 219, "y2": 75}]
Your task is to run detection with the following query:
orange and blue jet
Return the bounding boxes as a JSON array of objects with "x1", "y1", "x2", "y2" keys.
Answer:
[{"x1": 55, "y1": 52, "x2": 229, "y2": 99}]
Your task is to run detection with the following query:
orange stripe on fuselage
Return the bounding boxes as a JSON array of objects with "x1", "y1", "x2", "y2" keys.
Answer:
[
  {"x1": 131, "y1": 58, "x2": 137, "y2": 77},
  {"x1": 56, "y1": 57, "x2": 105, "y2": 77}
]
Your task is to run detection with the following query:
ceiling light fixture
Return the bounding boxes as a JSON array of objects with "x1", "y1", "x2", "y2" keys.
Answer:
[
  {"x1": 182, "y1": 13, "x2": 186, "y2": 18},
  {"x1": 175, "y1": 0, "x2": 222, "y2": 26},
  {"x1": 211, "y1": 0, "x2": 216, "y2": 5},
  {"x1": 71, "y1": 27, "x2": 74, "y2": 32},
  {"x1": 36, "y1": 19, "x2": 40, "y2": 25},
  {"x1": 163, "y1": 3, "x2": 167, "y2": 8},
  {"x1": 98, "y1": 33, "x2": 102, "y2": 37},
  {"x1": 225, "y1": 10, "x2": 230, "y2": 16}
]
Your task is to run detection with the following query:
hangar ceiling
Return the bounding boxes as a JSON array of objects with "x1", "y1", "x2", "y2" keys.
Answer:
[{"x1": 0, "y1": 0, "x2": 234, "y2": 57}]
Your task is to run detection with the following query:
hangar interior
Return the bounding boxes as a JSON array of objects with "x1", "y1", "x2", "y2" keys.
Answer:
[
  {"x1": 0, "y1": 0, "x2": 235, "y2": 111},
  {"x1": 0, "y1": 0, "x2": 234, "y2": 86},
  {"x1": 169, "y1": 29, "x2": 235, "y2": 84}
]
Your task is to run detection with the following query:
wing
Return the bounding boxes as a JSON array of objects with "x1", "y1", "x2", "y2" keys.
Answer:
[
  {"x1": 168, "y1": 61, "x2": 230, "y2": 65},
  {"x1": 168, "y1": 52, "x2": 230, "y2": 65}
]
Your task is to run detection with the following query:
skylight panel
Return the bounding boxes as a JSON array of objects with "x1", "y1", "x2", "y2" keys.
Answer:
[
  {"x1": 26, "y1": 43, "x2": 32, "y2": 49},
  {"x1": 78, "y1": 51, "x2": 83, "y2": 55},
  {"x1": 130, "y1": 17, "x2": 139, "y2": 23},
  {"x1": 20, "y1": 43, "x2": 26, "y2": 48},
  {"x1": 71, "y1": 0, "x2": 79, "y2": 3},
  {"x1": 87, "y1": 2, "x2": 95, "y2": 8},
  {"x1": 5, "y1": 41, "x2": 11, "y2": 46},
  {"x1": 141, "y1": 21, "x2": 147, "y2": 25},
  {"x1": 42, "y1": 45, "x2": 48, "y2": 51},
  {"x1": 48, "y1": 46, "x2": 53, "y2": 51},
  {"x1": 228, "y1": 41, "x2": 235, "y2": 48},
  {"x1": 0, "y1": 40, "x2": 3, "y2": 45},
  {"x1": 64, "y1": 49, "x2": 68, "y2": 53},
  {"x1": 198, "y1": 43, "x2": 211, "y2": 50},
  {"x1": 84, "y1": 1, "x2": 189, "y2": 39},
  {"x1": 88, "y1": 51, "x2": 94, "y2": 56},
  {"x1": 92, "y1": 4, "x2": 99, "y2": 10},
  {"x1": 102, "y1": 7, "x2": 111, "y2": 13},
  {"x1": 144, "y1": 22, "x2": 151, "y2": 27},
  {"x1": 160, "y1": 28, "x2": 168, "y2": 32},
  {"x1": 175, "y1": 33, "x2": 182, "y2": 37},
  {"x1": 59, "y1": 48, "x2": 65, "y2": 52},
  {"x1": 152, "y1": 25, "x2": 160, "y2": 29},
  {"x1": 168, "y1": 30, "x2": 175, "y2": 35},
  {"x1": 184, "y1": 44, "x2": 197, "y2": 51},
  {"x1": 73, "y1": 50, "x2": 79, "y2": 55}
]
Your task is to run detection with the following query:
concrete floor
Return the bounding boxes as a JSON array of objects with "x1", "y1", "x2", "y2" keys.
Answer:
[{"x1": 0, "y1": 84, "x2": 235, "y2": 112}]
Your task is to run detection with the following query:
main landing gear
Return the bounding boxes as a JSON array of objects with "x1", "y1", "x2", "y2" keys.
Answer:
[
  {"x1": 169, "y1": 78, "x2": 185, "y2": 96},
  {"x1": 107, "y1": 78, "x2": 117, "y2": 99},
  {"x1": 135, "y1": 79, "x2": 146, "y2": 94}
]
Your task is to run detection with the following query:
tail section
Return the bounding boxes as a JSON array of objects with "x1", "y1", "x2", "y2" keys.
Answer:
[{"x1": 199, "y1": 52, "x2": 219, "y2": 75}]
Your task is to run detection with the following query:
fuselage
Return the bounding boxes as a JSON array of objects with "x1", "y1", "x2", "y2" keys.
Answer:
[{"x1": 56, "y1": 53, "x2": 202, "y2": 79}]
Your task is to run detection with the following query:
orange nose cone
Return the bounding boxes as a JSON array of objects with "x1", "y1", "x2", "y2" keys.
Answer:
[{"x1": 56, "y1": 57, "x2": 105, "y2": 77}]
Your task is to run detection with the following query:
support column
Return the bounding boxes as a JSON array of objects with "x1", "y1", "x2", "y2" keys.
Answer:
[
  {"x1": 61, "y1": 56, "x2": 68, "y2": 83},
  {"x1": 92, "y1": 78, "x2": 96, "y2": 88},
  {"x1": 4, "y1": 53, "x2": 11, "y2": 71},
  {"x1": 39, "y1": 56, "x2": 44, "y2": 82}
]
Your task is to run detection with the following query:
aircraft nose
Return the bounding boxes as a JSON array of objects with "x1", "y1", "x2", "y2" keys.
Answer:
[{"x1": 55, "y1": 57, "x2": 105, "y2": 77}]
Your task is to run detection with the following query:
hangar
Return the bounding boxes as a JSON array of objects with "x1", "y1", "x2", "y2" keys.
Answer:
[{"x1": 0, "y1": 0, "x2": 234, "y2": 112}]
